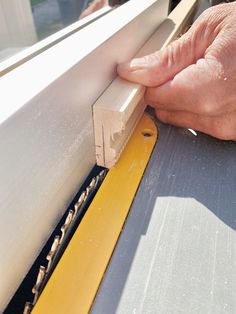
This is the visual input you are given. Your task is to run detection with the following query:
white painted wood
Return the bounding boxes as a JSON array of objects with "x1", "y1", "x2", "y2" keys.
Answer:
[
  {"x1": 93, "y1": 0, "x2": 198, "y2": 168},
  {"x1": 0, "y1": 0, "x2": 169, "y2": 311},
  {"x1": 94, "y1": 79, "x2": 145, "y2": 168}
]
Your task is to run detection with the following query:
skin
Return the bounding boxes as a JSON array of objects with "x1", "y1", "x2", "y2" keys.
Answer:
[
  {"x1": 79, "y1": 0, "x2": 108, "y2": 19},
  {"x1": 117, "y1": 3, "x2": 236, "y2": 140}
]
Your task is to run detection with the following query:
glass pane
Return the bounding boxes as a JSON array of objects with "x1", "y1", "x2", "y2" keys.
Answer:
[{"x1": 0, "y1": 0, "x2": 113, "y2": 62}]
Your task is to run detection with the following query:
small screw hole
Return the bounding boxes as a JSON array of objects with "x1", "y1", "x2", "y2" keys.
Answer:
[{"x1": 142, "y1": 129, "x2": 153, "y2": 137}]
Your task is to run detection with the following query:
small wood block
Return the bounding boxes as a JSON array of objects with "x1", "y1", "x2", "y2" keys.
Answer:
[{"x1": 93, "y1": 78, "x2": 145, "y2": 168}]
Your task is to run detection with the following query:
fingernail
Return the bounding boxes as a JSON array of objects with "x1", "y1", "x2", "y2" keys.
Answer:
[{"x1": 118, "y1": 58, "x2": 147, "y2": 72}]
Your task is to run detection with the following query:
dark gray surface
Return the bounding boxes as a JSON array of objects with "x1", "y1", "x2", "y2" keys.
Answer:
[{"x1": 92, "y1": 120, "x2": 236, "y2": 314}]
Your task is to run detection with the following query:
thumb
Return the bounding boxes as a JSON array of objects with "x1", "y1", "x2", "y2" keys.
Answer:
[{"x1": 117, "y1": 14, "x2": 216, "y2": 87}]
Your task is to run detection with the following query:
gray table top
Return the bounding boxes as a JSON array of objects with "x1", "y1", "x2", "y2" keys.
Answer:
[{"x1": 91, "y1": 117, "x2": 236, "y2": 314}]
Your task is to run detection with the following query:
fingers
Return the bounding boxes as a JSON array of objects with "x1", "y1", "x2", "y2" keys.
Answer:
[
  {"x1": 145, "y1": 57, "x2": 224, "y2": 115},
  {"x1": 117, "y1": 3, "x2": 236, "y2": 141},
  {"x1": 117, "y1": 14, "x2": 215, "y2": 87},
  {"x1": 155, "y1": 109, "x2": 212, "y2": 133},
  {"x1": 156, "y1": 109, "x2": 236, "y2": 140},
  {"x1": 117, "y1": 37, "x2": 193, "y2": 87}
]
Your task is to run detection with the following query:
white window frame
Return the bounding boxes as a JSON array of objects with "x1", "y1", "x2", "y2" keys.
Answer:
[
  {"x1": 0, "y1": 5, "x2": 113, "y2": 75},
  {"x1": 0, "y1": 0, "x2": 169, "y2": 311}
]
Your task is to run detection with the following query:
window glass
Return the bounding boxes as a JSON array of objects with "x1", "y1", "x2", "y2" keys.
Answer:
[{"x1": 0, "y1": 0, "x2": 114, "y2": 62}]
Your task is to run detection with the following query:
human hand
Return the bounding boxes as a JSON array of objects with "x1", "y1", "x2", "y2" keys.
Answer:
[
  {"x1": 117, "y1": 3, "x2": 236, "y2": 140},
  {"x1": 79, "y1": 0, "x2": 108, "y2": 20}
]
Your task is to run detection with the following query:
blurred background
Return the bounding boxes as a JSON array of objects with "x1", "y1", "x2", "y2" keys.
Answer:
[{"x1": 0, "y1": 0, "x2": 110, "y2": 62}]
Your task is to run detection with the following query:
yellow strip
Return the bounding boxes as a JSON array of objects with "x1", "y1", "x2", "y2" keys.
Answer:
[{"x1": 33, "y1": 113, "x2": 157, "y2": 314}]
